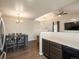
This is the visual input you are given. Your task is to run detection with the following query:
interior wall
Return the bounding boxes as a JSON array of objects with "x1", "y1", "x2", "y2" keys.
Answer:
[
  {"x1": 34, "y1": 14, "x2": 79, "y2": 33},
  {"x1": 33, "y1": 21, "x2": 52, "y2": 39},
  {"x1": 2, "y1": 14, "x2": 79, "y2": 41},
  {"x1": 60, "y1": 14, "x2": 79, "y2": 32},
  {"x1": 3, "y1": 16, "x2": 35, "y2": 41}
]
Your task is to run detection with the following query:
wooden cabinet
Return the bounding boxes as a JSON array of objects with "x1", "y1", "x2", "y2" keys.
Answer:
[
  {"x1": 42, "y1": 39, "x2": 50, "y2": 58},
  {"x1": 50, "y1": 41, "x2": 62, "y2": 59},
  {"x1": 42, "y1": 39, "x2": 62, "y2": 59},
  {"x1": 62, "y1": 45, "x2": 79, "y2": 59},
  {"x1": 42, "y1": 39, "x2": 79, "y2": 59}
]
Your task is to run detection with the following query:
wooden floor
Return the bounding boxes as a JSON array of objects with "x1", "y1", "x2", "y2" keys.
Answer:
[{"x1": 6, "y1": 40, "x2": 47, "y2": 59}]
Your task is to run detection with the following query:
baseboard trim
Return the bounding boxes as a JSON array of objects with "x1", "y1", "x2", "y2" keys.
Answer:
[
  {"x1": 28, "y1": 40, "x2": 37, "y2": 42},
  {"x1": 39, "y1": 52, "x2": 43, "y2": 55}
]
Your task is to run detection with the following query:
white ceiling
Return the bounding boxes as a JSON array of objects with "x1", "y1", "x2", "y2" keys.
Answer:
[
  {"x1": 63, "y1": 1, "x2": 79, "y2": 14},
  {"x1": 0, "y1": 0, "x2": 78, "y2": 19}
]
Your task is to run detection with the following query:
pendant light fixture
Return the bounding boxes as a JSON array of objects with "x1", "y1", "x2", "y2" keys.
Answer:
[{"x1": 16, "y1": 12, "x2": 23, "y2": 23}]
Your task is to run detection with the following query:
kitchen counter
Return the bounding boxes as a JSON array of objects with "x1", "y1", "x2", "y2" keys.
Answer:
[{"x1": 39, "y1": 32, "x2": 79, "y2": 55}]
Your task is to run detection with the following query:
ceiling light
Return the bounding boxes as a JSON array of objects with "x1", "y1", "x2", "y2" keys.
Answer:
[
  {"x1": 16, "y1": 19, "x2": 19, "y2": 23},
  {"x1": 58, "y1": 15, "x2": 61, "y2": 17},
  {"x1": 16, "y1": 12, "x2": 23, "y2": 23}
]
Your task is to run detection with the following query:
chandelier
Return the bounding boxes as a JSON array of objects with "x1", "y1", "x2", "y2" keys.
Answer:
[{"x1": 16, "y1": 12, "x2": 23, "y2": 23}]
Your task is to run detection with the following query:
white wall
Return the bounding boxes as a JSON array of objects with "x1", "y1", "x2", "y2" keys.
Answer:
[
  {"x1": 34, "y1": 20, "x2": 53, "y2": 32},
  {"x1": 34, "y1": 14, "x2": 79, "y2": 33},
  {"x1": 3, "y1": 16, "x2": 35, "y2": 41},
  {"x1": 2, "y1": 14, "x2": 79, "y2": 41}
]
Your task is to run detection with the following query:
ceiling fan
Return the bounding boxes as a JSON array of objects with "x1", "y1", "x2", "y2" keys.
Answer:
[
  {"x1": 54, "y1": 0, "x2": 79, "y2": 16},
  {"x1": 57, "y1": 10, "x2": 68, "y2": 16}
]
